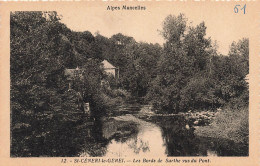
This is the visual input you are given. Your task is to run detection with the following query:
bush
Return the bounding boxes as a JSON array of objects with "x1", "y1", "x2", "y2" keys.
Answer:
[{"x1": 195, "y1": 108, "x2": 248, "y2": 144}]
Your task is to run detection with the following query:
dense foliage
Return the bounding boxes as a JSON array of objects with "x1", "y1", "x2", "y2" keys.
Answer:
[
  {"x1": 11, "y1": 11, "x2": 110, "y2": 156},
  {"x1": 145, "y1": 15, "x2": 248, "y2": 113},
  {"x1": 11, "y1": 12, "x2": 248, "y2": 156}
]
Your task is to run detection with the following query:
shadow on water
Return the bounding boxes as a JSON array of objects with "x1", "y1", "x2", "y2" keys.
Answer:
[
  {"x1": 151, "y1": 116, "x2": 200, "y2": 156},
  {"x1": 11, "y1": 114, "x2": 109, "y2": 157},
  {"x1": 146, "y1": 116, "x2": 248, "y2": 156}
]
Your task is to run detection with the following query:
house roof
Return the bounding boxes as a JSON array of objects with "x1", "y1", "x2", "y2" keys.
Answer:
[{"x1": 102, "y1": 60, "x2": 116, "y2": 69}]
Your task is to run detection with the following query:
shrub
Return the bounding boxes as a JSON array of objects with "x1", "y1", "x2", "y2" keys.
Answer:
[{"x1": 195, "y1": 108, "x2": 248, "y2": 144}]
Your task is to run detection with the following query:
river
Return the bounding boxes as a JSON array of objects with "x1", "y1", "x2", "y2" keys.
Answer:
[
  {"x1": 13, "y1": 110, "x2": 247, "y2": 157},
  {"x1": 77, "y1": 114, "x2": 247, "y2": 157}
]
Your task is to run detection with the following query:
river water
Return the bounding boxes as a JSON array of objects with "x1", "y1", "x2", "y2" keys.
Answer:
[
  {"x1": 101, "y1": 115, "x2": 166, "y2": 157},
  {"x1": 11, "y1": 104, "x2": 248, "y2": 157},
  {"x1": 78, "y1": 114, "x2": 248, "y2": 157},
  {"x1": 12, "y1": 111, "x2": 247, "y2": 157}
]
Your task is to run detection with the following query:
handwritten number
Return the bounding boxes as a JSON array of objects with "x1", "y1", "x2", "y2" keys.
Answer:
[
  {"x1": 234, "y1": 5, "x2": 240, "y2": 13},
  {"x1": 241, "y1": 4, "x2": 246, "y2": 14},
  {"x1": 234, "y1": 4, "x2": 246, "y2": 14}
]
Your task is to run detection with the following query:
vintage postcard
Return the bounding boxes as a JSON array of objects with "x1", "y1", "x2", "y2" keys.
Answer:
[{"x1": 0, "y1": 1, "x2": 259, "y2": 166}]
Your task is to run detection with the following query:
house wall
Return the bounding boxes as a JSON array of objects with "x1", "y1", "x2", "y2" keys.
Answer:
[{"x1": 104, "y1": 69, "x2": 116, "y2": 77}]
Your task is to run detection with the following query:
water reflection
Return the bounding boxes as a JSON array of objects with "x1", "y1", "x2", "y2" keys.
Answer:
[
  {"x1": 146, "y1": 116, "x2": 248, "y2": 156},
  {"x1": 101, "y1": 115, "x2": 166, "y2": 157},
  {"x1": 79, "y1": 115, "x2": 248, "y2": 157},
  {"x1": 157, "y1": 116, "x2": 201, "y2": 156}
]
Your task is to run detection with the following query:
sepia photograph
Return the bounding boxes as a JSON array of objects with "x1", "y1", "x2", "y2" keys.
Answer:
[{"x1": 4, "y1": 2, "x2": 257, "y2": 162}]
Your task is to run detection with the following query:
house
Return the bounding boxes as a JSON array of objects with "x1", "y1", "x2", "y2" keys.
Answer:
[
  {"x1": 64, "y1": 60, "x2": 119, "y2": 89},
  {"x1": 101, "y1": 60, "x2": 119, "y2": 79}
]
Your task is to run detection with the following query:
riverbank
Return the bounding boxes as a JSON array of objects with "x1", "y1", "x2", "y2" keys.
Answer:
[
  {"x1": 137, "y1": 104, "x2": 248, "y2": 153},
  {"x1": 194, "y1": 108, "x2": 248, "y2": 145},
  {"x1": 179, "y1": 110, "x2": 217, "y2": 126},
  {"x1": 137, "y1": 105, "x2": 217, "y2": 127}
]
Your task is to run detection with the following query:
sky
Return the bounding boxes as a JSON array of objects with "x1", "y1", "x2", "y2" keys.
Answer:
[{"x1": 57, "y1": 2, "x2": 252, "y2": 55}]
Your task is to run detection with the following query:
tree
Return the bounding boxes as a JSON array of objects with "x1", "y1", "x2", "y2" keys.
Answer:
[
  {"x1": 11, "y1": 11, "x2": 68, "y2": 116},
  {"x1": 147, "y1": 14, "x2": 214, "y2": 113}
]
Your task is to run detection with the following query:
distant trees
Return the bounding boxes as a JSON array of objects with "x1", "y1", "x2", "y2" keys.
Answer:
[
  {"x1": 85, "y1": 32, "x2": 163, "y2": 99},
  {"x1": 217, "y1": 39, "x2": 249, "y2": 109},
  {"x1": 118, "y1": 42, "x2": 162, "y2": 97}
]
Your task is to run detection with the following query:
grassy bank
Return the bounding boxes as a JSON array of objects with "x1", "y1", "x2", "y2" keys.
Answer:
[{"x1": 194, "y1": 108, "x2": 248, "y2": 144}]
